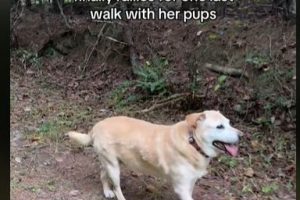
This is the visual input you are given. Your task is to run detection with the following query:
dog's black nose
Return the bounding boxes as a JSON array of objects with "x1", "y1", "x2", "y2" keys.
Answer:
[
  {"x1": 238, "y1": 132, "x2": 244, "y2": 141},
  {"x1": 238, "y1": 135, "x2": 242, "y2": 141}
]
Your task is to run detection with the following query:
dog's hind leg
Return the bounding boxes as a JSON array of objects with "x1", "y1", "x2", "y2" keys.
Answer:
[
  {"x1": 100, "y1": 154, "x2": 126, "y2": 200},
  {"x1": 100, "y1": 169, "x2": 115, "y2": 199},
  {"x1": 94, "y1": 140, "x2": 125, "y2": 200},
  {"x1": 105, "y1": 162, "x2": 126, "y2": 200}
]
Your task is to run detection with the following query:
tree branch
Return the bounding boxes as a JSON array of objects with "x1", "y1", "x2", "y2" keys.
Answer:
[
  {"x1": 55, "y1": 0, "x2": 72, "y2": 29},
  {"x1": 204, "y1": 63, "x2": 249, "y2": 79},
  {"x1": 81, "y1": 24, "x2": 107, "y2": 71}
]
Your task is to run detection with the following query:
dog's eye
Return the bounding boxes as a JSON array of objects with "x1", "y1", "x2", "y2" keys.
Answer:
[{"x1": 216, "y1": 125, "x2": 224, "y2": 129}]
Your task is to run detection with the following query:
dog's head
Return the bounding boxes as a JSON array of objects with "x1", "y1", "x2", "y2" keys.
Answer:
[{"x1": 186, "y1": 110, "x2": 243, "y2": 157}]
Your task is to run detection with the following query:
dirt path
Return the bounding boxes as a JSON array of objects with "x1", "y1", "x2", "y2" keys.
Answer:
[
  {"x1": 10, "y1": 8, "x2": 296, "y2": 200},
  {"x1": 10, "y1": 73, "x2": 226, "y2": 200},
  {"x1": 10, "y1": 72, "x2": 295, "y2": 200}
]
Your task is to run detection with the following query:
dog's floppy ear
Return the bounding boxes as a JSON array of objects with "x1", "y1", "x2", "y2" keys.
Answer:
[{"x1": 185, "y1": 112, "x2": 206, "y2": 129}]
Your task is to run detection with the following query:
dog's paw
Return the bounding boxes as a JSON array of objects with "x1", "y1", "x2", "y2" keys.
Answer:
[{"x1": 103, "y1": 189, "x2": 115, "y2": 198}]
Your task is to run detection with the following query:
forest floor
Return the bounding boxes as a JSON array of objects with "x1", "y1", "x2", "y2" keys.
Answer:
[{"x1": 11, "y1": 9, "x2": 296, "y2": 200}]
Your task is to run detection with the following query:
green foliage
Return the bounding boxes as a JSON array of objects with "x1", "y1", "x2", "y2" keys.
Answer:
[
  {"x1": 110, "y1": 81, "x2": 140, "y2": 109},
  {"x1": 33, "y1": 108, "x2": 91, "y2": 142},
  {"x1": 15, "y1": 49, "x2": 41, "y2": 68},
  {"x1": 253, "y1": 116, "x2": 273, "y2": 127},
  {"x1": 245, "y1": 53, "x2": 270, "y2": 69},
  {"x1": 134, "y1": 58, "x2": 169, "y2": 95},
  {"x1": 189, "y1": 66, "x2": 202, "y2": 93},
  {"x1": 261, "y1": 183, "x2": 279, "y2": 195},
  {"x1": 109, "y1": 57, "x2": 170, "y2": 110},
  {"x1": 214, "y1": 75, "x2": 227, "y2": 91},
  {"x1": 46, "y1": 180, "x2": 56, "y2": 192},
  {"x1": 242, "y1": 184, "x2": 253, "y2": 194},
  {"x1": 218, "y1": 156, "x2": 238, "y2": 168},
  {"x1": 111, "y1": 81, "x2": 132, "y2": 104},
  {"x1": 252, "y1": 66, "x2": 295, "y2": 125},
  {"x1": 190, "y1": 78, "x2": 200, "y2": 93},
  {"x1": 208, "y1": 33, "x2": 220, "y2": 41},
  {"x1": 44, "y1": 47, "x2": 60, "y2": 58},
  {"x1": 37, "y1": 121, "x2": 64, "y2": 141}
]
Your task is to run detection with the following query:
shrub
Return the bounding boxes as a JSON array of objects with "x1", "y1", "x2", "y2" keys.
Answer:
[{"x1": 133, "y1": 57, "x2": 169, "y2": 95}]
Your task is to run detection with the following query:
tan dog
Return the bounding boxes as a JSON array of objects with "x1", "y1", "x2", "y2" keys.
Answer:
[{"x1": 68, "y1": 110, "x2": 243, "y2": 200}]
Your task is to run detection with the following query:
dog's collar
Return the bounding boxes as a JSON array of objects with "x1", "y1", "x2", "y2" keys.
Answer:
[{"x1": 188, "y1": 131, "x2": 210, "y2": 158}]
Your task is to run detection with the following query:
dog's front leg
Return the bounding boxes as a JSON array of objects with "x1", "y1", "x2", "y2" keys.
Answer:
[{"x1": 172, "y1": 178, "x2": 196, "y2": 200}]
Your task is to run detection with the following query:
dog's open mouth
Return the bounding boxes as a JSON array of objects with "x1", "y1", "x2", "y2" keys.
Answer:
[{"x1": 212, "y1": 141, "x2": 239, "y2": 157}]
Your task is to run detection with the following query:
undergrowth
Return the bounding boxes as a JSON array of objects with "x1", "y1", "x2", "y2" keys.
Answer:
[
  {"x1": 13, "y1": 49, "x2": 42, "y2": 69},
  {"x1": 133, "y1": 57, "x2": 169, "y2": 95},
  {"x1": 110, "y1": 57, "x2": 170, "y2": 110}
]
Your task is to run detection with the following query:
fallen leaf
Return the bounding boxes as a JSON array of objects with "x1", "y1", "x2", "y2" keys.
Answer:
[
  {"x1": 43, "y1": 161, "x2": 51, "y2": 166},
  {"x1": 234, "y1": 39, "x2": 244, "y2": 48},
  {"x1": 15, "y1": 157, "x2": 22, "y2": 163},
  {"x1": 69, "y1": 190, "x2": 80, "y2": 196},
  {"x1": 243, "y1": 95, "x2": 250, "y2": 100},
  {"x1": 24, "y1": 106, "x2": 31, "y2": 112},
  {"x1": 270, "y1": 116, "x2": 275, "y2": 124},
  {"x1": 208, "y1": 33, "x2": 219, "y2": 40},
  {"x1": 131, "y1": 172, "x2": 138, "y2": 177},
  {"x1": 233, "y1": 104, "x2": 242, "y2": 113},
  {"x1": 262, "y1": 65, "x2": 270, "y2": 71},
  {"x1": 31, "y1": 136, "x2": 41, "y2": 142},
  {"x1": 251, "y1": 140, "x2": 259, "y2": 148},
  {"x1": 26, "y1": 70, "x2": 35, "y2": 75},
  {"x1": 196, "y1": 30, "x2": 203, "y2": 36},
  {"x1": 275, "y1": 120, "x2": 282, "y2": 126},
  {"x1": 244, "y1": 167, "x2": 254, "y2": 177},
  {"x1": 55, "y1": 156, "x2": 64, "y2": 163},
  {"x1": 145, "y1": 184, "x2": 157, "y2": 193},
  {"x1": 68, "y1": 81, "x2": 79, "y2": 88}
]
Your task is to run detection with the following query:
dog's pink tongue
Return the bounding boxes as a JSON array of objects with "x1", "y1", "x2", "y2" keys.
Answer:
[{"x1": 224, "y1": 145, "x2": 238, "y2": 157}]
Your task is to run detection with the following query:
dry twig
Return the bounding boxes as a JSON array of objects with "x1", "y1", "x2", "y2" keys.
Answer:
[
  {"x1": 11, "y1": 0, "x2": 24, "y2": 32},
  {"x1": 81, "y1": 24, "x2": 107, "y2": 71},
  {"x1": 104, "y1": 36, "x2": 128, "y2": 45},
  {"x1": 137, "y1": 93, "x2": 204, "y2": 113},
  {"x1": 55, "y1": 0, "x2": 72, "y2": 29}
]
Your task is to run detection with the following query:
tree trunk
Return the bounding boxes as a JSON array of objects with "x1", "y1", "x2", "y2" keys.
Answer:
[
  {"x1": 25, "y1": 0, "x2": 31, "y2": 7},
  {"x1": 288, "y1": 0, "x2": 296, "y2": 16},
  {"x1": 52, "y1": 0, "x2": 63, "y2": 13}
]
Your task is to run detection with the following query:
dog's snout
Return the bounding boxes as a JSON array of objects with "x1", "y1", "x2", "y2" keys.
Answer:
[{"x1": 231, "y1": 127, "x2": 243, "y2": 142}]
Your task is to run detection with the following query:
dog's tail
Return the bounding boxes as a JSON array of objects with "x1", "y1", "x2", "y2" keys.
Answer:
[{"x1": 67, "y1": 131, "x2": 92, "y2": 146}]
